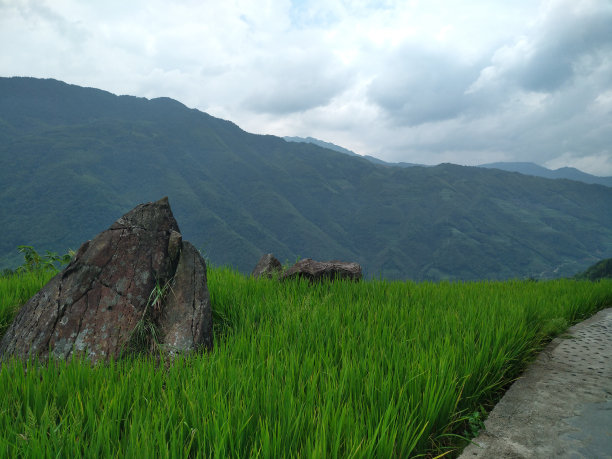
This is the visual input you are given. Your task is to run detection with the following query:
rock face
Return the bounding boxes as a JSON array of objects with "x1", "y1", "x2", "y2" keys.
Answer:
[
  {"x1": 251, "y1": 253, "x2": 283, "y2": 279},
  {"x1": 162, "y1": 241, "x2": 212, "y2": 354},
  {"x1": 0, "y1": 197, "x2": 212, "y2": 363},
  {"x1": 282, "y1": 258, "x2": 362, "y2": 282}
]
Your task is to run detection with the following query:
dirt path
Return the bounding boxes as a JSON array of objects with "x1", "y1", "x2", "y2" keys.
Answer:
[{"x1": 459, "y1": 308, "x2": 612, "y2": 458}]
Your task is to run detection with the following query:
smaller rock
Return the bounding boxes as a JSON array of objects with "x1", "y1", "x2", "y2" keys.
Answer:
[
  {"x1": 252, "y1": 253, "x2": 283, "y2": 279},
  {"x1": 282, "y1": 258, "x2": 362, "y2": 282}
]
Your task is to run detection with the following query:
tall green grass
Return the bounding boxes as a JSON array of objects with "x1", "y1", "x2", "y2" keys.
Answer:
[
  {"x1": 0, "y1": 267, "x2": 610, "y2": 458},
  {"x1": 0, "y1": 270, "x2": 56, "y2": 339}
]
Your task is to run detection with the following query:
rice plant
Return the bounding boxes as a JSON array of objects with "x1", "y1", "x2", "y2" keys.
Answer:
[
  {"x1": 0, "y1": 266, "x2": 610, "y2": 458},
  {"x1": 0, "y1": 269, "x2": 56, "y2": 340}
]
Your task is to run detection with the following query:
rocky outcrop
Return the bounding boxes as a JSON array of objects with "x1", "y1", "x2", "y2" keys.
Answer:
[
  {"x1": 251, "y1": 253, "x2": 283, "y2": 279},
  {"x1": 0, "y1": 197, "x2": 212, "y2": 364},
  {"x1": 282, "y1": 258, "x2": 362, "y2": 282}
]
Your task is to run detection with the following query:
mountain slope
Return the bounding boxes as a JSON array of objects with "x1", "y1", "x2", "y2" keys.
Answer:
[{"x1": 2, "y1": 77, "x2": 612, "y2": 280}]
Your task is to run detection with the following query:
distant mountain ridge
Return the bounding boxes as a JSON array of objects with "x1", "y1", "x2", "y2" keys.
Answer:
[
  {"x1": 478, "y1": 162, "x2": 612, "y2": 187},
  {"x1": 283, "y1": 136, "x2": 423, "y2": 168},
  {"x1": 284, "y1": 137, "x2": 611, "y2": 187},
  {"x1": 2, "y1": 76, "x2": 612, "y2": 280},
  {"x1": 283, "y1": 136, "x2": 360, "y2": 157}
]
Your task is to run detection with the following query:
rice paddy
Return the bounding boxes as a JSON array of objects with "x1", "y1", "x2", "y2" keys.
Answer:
[{"x1": 1, "y1": 267, "x2": 610, "y2": 458}]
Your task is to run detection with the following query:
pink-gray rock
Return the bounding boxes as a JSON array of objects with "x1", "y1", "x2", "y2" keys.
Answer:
[
  {"x1": 282, "y1": 258, "x2": 362, "y2": 282},
  {"x1": 251, "y1": 253, "x2": 283, "y2": 279},
  {"x1": 0, "y1": 197, "x2": 212, "y2": 363}
]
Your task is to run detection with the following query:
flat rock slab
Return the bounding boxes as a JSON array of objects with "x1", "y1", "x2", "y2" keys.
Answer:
[
  {"x1": 459, "y1": 308, "x2": 612, "y2": 459},
  {"x1": 282, "y1": 258, "x2": 362, "y2": 282}
]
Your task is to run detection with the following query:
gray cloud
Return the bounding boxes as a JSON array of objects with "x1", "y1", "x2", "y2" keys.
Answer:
[
  {"x1": 465, "y1": 1, "x2": 612, "y2": 98},
  {"x1": 242, "y1": 50, "x2": 352, "y2": 114},
  {"x1": 14, "y1": 0, "x2": 90, "y2": 44},
  {"x1": 367, "y1": 46, "x2": 483, "y2": 125},
  {"x1": 510, "y1": 1, "x2": 612, "y2": 92},
  {"x1": 352, "y1": 1, "x2": 612, "y2": 175}
]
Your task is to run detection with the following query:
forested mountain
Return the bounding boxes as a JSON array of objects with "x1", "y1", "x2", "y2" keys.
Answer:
[{"x1": 2, "y1": 77, "x2": 612, "y2": 280}]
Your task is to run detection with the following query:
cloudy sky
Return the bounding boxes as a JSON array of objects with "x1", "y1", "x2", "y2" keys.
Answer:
[{"x1": 2, "y1": 0, "x2": 612, "y2": 175}]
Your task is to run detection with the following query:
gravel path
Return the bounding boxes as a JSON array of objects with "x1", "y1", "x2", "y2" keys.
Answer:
[{"x1": 459, "y1": 308, "x2": 612, "y2": 459}]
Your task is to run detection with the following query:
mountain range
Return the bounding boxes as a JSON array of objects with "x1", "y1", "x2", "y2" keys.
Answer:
[
  {"x1": 2, "y1": 77, "x2": 612, "y2": 280},
  {"x1": 284, "y1": 136, "x2": 612, "y2": 187}
]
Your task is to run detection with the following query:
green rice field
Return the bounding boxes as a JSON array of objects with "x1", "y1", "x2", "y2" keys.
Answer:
[{"x1": 1, "y1": 267, "x2": 611, "y2": 458}]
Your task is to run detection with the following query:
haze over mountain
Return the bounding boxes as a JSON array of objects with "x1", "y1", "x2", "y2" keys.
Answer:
[{"x1": 2, "y1": 77, "x2": 612, "y2": 280}]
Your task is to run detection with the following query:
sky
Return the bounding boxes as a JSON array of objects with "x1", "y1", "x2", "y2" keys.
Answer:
[{"x1": 2, "y1": 0, "x2": 612, "y2": 175}]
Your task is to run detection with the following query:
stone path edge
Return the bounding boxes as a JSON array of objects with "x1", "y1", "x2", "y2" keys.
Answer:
[{"x1": 458, "y1": 307, "x2": 612, "y2": 458}]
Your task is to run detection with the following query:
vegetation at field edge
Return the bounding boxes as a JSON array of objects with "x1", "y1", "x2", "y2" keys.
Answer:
[
  {"x1": 574, "y1": 257, "x2": 612, "y2": 281},
  {"x1": 1, "y1": 265, "x2": 610, "y2": 458}
]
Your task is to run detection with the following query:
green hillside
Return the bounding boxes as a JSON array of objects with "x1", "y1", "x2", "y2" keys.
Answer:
[
  {"x1": 574, "y1": 258, "x2": 612, "y2": 281},
  {"x1": 2, "y1": 77, "x2": 612, "y2": 280}
]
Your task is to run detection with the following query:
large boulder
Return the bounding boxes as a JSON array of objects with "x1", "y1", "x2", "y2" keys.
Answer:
[
  {"x1": 0, "y1": 197, "x2": 212, "y2": 363},
  {"x1": 282, "y1": 258, "x2": 362, "y2": 282},
  {"x1": 251, "y1": 253, "x2": 283, "y2": 279}
]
